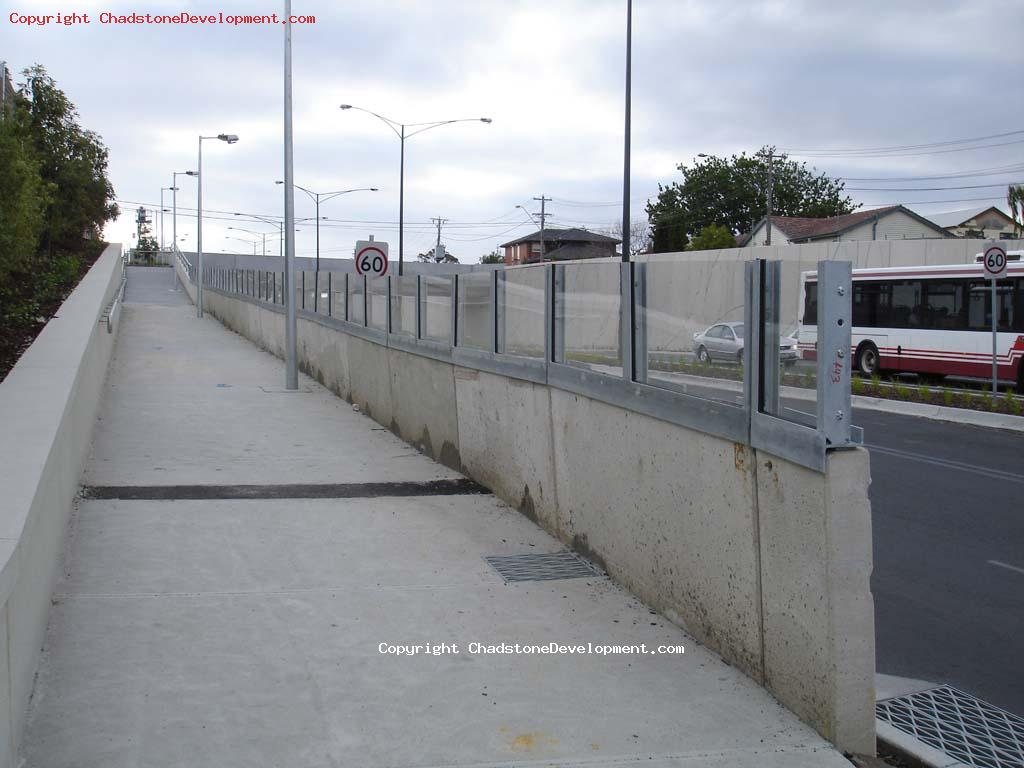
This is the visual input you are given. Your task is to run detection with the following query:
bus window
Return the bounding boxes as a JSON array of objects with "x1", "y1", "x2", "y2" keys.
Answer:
[
  {"x1": 967, "y1": 280, "x2": 1017, "y2": 331},
  {"x1": 922, "y1": 281, "x2": 965, "y2": 330},
  {"x1": 853, "y1": 281, "x2": 884, "y2": 328},
  {"x1": 890, "y1": 281, "x2": 922, "y2": 328}
]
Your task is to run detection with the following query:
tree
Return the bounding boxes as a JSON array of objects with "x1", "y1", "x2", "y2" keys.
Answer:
[
  {"x1": 0, "y1": 106, "x2": 47, "y2": 283},
  {"x1": 480, "y1": 249, "x2": 504, "y2": 264},
  {"x1": 18, "y1": 65, "x2": 117, "y2": 254},
  {"x1": 417, "y1": 246, "x2": 458, "y2": 263},
  {"x1": 687, "y1": 224, "x2": 736, "y2": 251},
  {"x1": 645, "y1": 147, "x2": 856, "y2": 252},
  {"x1": 1008, "y1": 185, "x2": 1024, "y2": 237},
  {"x1": 611, "y1": 219, "x2": 651, "y2": 257}
]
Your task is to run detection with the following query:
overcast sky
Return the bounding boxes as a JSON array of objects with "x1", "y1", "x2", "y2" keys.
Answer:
[{"x1": 4, "y1": 0, "x2": 1024, "y2": 262}]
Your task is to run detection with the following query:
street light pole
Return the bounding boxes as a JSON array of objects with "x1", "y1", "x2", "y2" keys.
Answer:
[
  {"x1": 197, "y1": 133, "x2": 238, "y2": 318},
  {"x1": 621, "y1": 0, "x2": 632, "y2": 262},
  {"x1": 339, "y1": 104, "x2": 491, "y2": 277},
  {"x1": 173, "y1": 170, "x2": 197, "y2": 257},
  {"x1": 283, "y1": 0, "x2": 298, "y2": 390},
  {"x1": 275, "y1": 182, "x2": 377, "y2": 309}
]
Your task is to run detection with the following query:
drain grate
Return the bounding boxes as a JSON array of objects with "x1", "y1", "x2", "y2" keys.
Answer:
[
  {"x1": 876, "y1": 685, "x2": 1024, "y2": 768},
  {"x1": 484, "y1": 551, "x2": 602, "y2": 583}
]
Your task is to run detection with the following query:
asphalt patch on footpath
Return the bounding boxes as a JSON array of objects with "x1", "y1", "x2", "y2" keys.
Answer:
[{"x1": 82, "y1": 478, "x2": 490, "y2": 500}]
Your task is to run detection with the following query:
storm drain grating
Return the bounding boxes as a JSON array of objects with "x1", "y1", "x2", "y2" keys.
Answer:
[
  {"x1": 484, "y1": 551, "x2": 602, "y2": 583},
  {"x1": 876, "y1": 685, "x2": 1024, "y2": 768}
]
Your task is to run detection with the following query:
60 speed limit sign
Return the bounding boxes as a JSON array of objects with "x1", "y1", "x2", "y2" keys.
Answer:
[
  {"x1": 983, "y1": 243, "x2": 1008, "y2": 279},
  {"x1": 355, "y1": 240, "x2": 389, "y2": 277}
]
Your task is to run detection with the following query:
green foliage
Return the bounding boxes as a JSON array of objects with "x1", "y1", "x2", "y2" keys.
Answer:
[
  {"x1": 895, "y1": 384, "x2": 911, "y2": 400},
  {"x1": 943, "y1": 389, "x2": 954, "y2": 407},
  {"x1": 851, "y1": 377, "x2": 864, "y2": 395},
  {"x1": 18, "y1": 65, "x2": 118, "y2": 253},
  {"x1": 686, "y1": 224, "x2": 736, "y2": 251},
  {"x1": 980, "y1": 393, "x2": 994, "y2": 411},
  {"x1": 920, "y1": 385, "x2": 931, "y2": 402},
  {"x1": 1008, "y1": 392, "x2": 1022, "y2": 416},
  {"x1": 645, "y1": 147, "x2": 856, "y2": 252},
  {"x1": 0, "y1": 111, "x2": 48, "y2": 282},
  {"x1": 480, "y1": 249, "x2": 504, "y2": 264}
]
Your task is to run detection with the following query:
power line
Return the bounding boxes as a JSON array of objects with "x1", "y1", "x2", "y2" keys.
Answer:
[
  {"x1": 840, "y1": 162, "x2": 1024, "y2": 182},
  {"x1": 780, "y1": 129, "x2": 1024, "y2": 156},
  {"x1": 847, "y1": 180, "x2": 1024, "y2": 192}
]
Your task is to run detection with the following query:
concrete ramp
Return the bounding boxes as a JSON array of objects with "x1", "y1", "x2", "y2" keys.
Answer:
[{"x1": 20, "y1": 275, "x2": 853, "y2": 767}]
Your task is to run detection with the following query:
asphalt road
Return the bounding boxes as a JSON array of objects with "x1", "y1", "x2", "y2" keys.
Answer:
[{"x1": 857, "y1": 407, "x2": 1024, "y2": 715}]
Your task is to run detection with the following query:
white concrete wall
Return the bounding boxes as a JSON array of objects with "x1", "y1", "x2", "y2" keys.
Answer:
[
  {"x1": 198, "y1": 282, "x2": 876, "y2": 755},
  {"x1": 0, "y1": 244, "x2": 124, "y2": 768}
]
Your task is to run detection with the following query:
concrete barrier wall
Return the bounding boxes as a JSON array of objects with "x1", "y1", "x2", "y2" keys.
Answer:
[
  {"x1": 192, "y1": 278, "x2": 876, "y2": 755},
  {"x1": 0, "y1": 244, "x2": 123, "y2": 767}
]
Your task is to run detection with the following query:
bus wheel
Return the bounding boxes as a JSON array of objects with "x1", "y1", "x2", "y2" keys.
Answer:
[{"x1": 856, "y1": 342, "x2": 880, "y2": 375}]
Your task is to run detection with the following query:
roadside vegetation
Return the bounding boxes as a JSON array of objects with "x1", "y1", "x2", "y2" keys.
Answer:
[
  {"x1": 646, "y1": 356, "x2": 1024, "y2": 416},
  {"x1": 0, "y1": 64, "x2": 117, "y2": 380}
]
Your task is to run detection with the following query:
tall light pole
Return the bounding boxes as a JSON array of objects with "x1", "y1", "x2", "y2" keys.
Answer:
[
  {"x1": 173, "y1": 170, "x2": 197, "y2": 256},
  {"x1": 159, "y1": 187, "x2": 173, "y2": 251},
  {"x1": 621, "y1": 0, "x2": 633, "y2": 262},
  {"x1": 274, "y1": 181, "x2": 376, "y2": 310},
  {"x1": 339, "y1": 104, "x2": 491, "y2": 276},
  {"x1": 228, "y1": 225, "x2": 274, "y2": 256},
  {"x1": 226, "y1": 235, "x2": 258, "y2": 255},
  {"x1": 283, "y1": 0, "x2": 298, "y2": 389},
  {"x1": 197, "y1": 133, "x2": 239, "y2": 318}
]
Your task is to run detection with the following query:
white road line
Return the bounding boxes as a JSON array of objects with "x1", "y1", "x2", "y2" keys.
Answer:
[
  {"x1": 988, "y1": 560, "x2": 1024, "y2": 576},
  {"x1": 866, "y1": 443, "x2": 1024, "y2": 484}
]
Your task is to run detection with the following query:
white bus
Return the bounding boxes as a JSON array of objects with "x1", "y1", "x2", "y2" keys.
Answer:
[{"x1": 798, "y1": 255, "x2": 1024, "y2": 389}]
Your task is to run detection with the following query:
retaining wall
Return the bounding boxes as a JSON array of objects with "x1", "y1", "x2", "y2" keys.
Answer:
[
  {"x1": 176, "y1": 256, "x2": 876, "y2": 754},
  {"x1": 0, "y1": 244, "x2": 123, "y2": 767}
]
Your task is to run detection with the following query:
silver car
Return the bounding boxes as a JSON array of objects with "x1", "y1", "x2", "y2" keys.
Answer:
[{"x1": 692, "y1": 322, "x2": 799, "y2": 365}]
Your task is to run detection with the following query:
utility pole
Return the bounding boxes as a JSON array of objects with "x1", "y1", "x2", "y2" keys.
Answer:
[
  {"x1": 760, "y1": 149, "x2": 780, "y2": 246},
  {"x1": 431, "y1": 216, "x2": 448, "y2": 260},
  {"x1": 533, "y1": 195, "x2": 551, "y2": 259},
  {"x1": 432, "y1": 216, "x2": 448, "y2": 248}
]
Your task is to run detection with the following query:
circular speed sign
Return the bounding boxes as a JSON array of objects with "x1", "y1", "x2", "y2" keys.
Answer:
[
  {"x1": 983, "y1": 244, "x2": 1008, "y2": 279},
  {"x1": 355, "y1": 245, "x2": 388, "y2": 277}
]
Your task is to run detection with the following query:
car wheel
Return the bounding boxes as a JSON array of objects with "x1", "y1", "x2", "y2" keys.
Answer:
[
  {"x1": 736, "y1": 349, "x2": 744, "y2": 365},
  {"x1": 856, "y1": 342, "x2": 880, "y2": 375},
  {"x1": 697, "y1": 346, "x2": 711, "y2": 364}
]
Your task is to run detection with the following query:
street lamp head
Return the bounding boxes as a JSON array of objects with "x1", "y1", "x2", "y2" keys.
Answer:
[
  {"x1": 339, "y1": 104, "x2": 352, "y2": 110},
  {"x1": 186, "y1": 170, "x2": 198, "y2": 177},
  {"x1": 370, "y1": 188, "x2": 379, "y2": 192},
  {"x1": 217, "y1": 134, "x2": 239, "y2": 144},
  {"x1": 480, "y1": 118, "x2": 492, "y2": 123},
  {"x1": 275, "y1": 180, "x2": 284, "y2": 185}
]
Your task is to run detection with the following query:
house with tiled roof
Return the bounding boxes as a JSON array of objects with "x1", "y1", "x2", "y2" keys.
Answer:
[
  {"x1": 919, "y1": 206, "x2": 1017, "y2": 240},
  {"x1": 739, "y1": 205, "x2": 952, "y2": 247},
  {"x1": 499, "y1": 227, "x2": 620, "y2": 265}
]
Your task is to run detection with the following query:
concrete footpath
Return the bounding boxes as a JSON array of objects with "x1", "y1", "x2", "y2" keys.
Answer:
[{"x1": 20, "y1": 267, "x2": 853, "y2": 767}]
